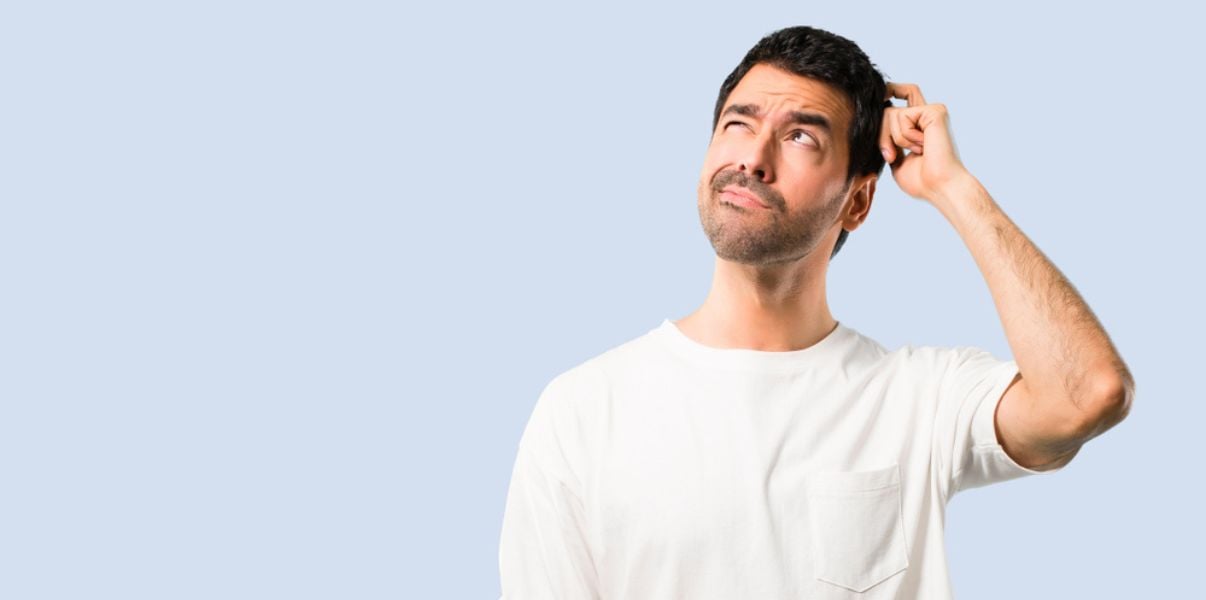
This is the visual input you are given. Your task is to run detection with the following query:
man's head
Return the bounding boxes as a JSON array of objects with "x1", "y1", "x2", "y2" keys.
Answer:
[{"x1": 697, "y1": 26, "x2": 889, "y2": 265}]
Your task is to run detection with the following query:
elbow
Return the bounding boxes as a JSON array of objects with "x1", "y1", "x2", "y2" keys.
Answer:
[
  {"x1": 1100, "y1": 368, "x2": 1135, "y2": 423},
  {"x1": 1075, "y1": 371, "x2": 1134, "y2": 440}
]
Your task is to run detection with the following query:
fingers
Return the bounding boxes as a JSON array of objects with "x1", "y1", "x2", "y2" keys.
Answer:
[
  {"x1": 888, "y1": 109, "x2": 905, "y2": 156},
  {"x1": 886, "y1": 82, "x2": 927, "y2": 107},
  {"x1": 878, "y1": 112, "x2": 896, "y2": 163},
  {"x1": 897, "y1": 108, "x2": 925, "y2": 151},
  {"x1": 881, "y1": 82, "x2": 928, "y2": 162},
  {"x1": 880, "y1": 106, "x2": 925, "y2": 162}
]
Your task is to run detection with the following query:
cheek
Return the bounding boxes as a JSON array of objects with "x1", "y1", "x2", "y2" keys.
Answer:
[
  {"x1": 784, "y1": 161, "x2": 835, "y2": 188},
  {"x1": 698, "y1": 161, "x2": 721, "y2": 192},
  {"x1": 701, "y1": 148, "x2": 736, "y2": 183},
  {"x1": 696, "y1": 178, "x2": 711, "y2": 204},
  {"x1": 778, "y1": 178, "x2": 832, "y2": 209}
]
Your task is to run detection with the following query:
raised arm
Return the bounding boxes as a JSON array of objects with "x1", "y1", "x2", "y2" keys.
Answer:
[{"x1": 879, "y1": 82, "x2": 1134, "y2": 470}]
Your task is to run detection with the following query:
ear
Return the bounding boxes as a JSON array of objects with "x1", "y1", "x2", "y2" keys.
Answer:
[{"x1": 840, "y1": 174, "x2": 876, "y2": 233}]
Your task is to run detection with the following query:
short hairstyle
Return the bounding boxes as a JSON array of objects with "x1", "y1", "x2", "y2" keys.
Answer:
[{"x1": 711, "y1": 26, "x2": 890, "y2": 260}]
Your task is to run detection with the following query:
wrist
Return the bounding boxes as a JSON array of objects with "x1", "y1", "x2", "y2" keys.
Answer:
[{"x1": 931, "y1": 172, "x2": 987, "y2": 216}]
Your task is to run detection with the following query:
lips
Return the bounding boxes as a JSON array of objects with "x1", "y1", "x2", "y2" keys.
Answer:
[{"x1": 720, "y1": 186, "x2": 769, "y2": 209}]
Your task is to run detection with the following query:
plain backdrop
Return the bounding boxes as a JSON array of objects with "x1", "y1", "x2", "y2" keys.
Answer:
[{"x1": 1, "y1": 1, "x2": 1202, "y2": 598}]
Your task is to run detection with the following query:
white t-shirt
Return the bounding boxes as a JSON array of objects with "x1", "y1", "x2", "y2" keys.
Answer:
[{"x1": 499, "y1": 317, "x2": 1065, "y2": 599}]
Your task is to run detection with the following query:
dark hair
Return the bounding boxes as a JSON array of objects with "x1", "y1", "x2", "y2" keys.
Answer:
[{"x1": 712, "y1": 26, "x2": 889, "y2": 260}]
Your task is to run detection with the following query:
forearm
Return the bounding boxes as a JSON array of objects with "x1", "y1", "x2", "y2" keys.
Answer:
[{"x1": 931, "y1": 174, "x2": 1134, "y2": 435}]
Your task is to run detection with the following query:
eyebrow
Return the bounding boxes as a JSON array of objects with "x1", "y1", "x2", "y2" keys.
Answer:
[{"x1": 720, "y1": 103, "x2": 834, "y2": 138}]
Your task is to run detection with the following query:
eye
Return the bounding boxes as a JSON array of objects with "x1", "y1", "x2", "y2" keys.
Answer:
[
  {"x1": 789, "y1": 130, "x2": 818, "y2": 147},
  {"x1": 723, "y1": 120, "x2": 747, "y2": 130}
]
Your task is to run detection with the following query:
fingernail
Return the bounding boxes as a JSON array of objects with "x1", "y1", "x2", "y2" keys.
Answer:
[{"x1": 881, "y1": 148, "x2": 891, "y2": 162}]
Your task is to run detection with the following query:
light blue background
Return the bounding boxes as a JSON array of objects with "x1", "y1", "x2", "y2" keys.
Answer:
[{"x1": 1, "y1": 1, "x2": 1200, "y2": 598}]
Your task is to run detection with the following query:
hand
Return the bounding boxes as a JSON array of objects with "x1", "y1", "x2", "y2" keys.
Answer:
[{"x1": 879, "y1": 82, "x2": 973, "y2": 203}]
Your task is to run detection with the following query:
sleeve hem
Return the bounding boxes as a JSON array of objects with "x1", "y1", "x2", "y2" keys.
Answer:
[{"x1": 969, "y1": 359, "x2": 1066, "y2": 476}]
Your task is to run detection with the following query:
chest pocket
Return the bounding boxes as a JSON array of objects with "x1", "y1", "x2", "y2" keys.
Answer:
[{"x1": 804, "y1": 462, "x2": 910, "y2": 593}]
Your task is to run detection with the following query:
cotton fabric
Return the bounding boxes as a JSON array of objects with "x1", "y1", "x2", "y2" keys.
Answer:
[{"x1": 499, "y1": 318, "x2": 1064, "y2": 599}]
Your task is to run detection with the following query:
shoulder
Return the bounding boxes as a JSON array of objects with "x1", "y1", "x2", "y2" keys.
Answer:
[
  {"x1": 838, "y1": 326, "x2": 948, "y2": 374},
  {"x1": 536, "y1": 325, "x2": 655, "y2": 411},
  {"x1": 554, "y1": 320, "x2": 673, "y2": 384},
  {"x1": 847, "y1": 332, "x2": 1012, "y2": 394}
]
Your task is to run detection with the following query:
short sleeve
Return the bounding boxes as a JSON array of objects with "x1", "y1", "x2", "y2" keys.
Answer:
[
  {"x1": 498, "y1": 372, "x2": 601, "y2": 600},
  {"x1": 932, "y1": 346, "x2": 1066, "y2": 501}
]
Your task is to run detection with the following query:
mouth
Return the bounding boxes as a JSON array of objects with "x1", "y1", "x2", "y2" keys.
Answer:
[{"x1": 719, "y1": 187, "x2": 770, "y2": 210}]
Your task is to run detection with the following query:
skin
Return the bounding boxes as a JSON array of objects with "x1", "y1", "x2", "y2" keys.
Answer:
[
  {"x1": 677, "y1": 64, "x2": 1134, "y2": 470},
  {"x1": 681, "y1": 63, "x2": 876, "y2": 353}
]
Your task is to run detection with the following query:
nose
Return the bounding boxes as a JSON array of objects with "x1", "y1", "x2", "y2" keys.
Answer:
[{"x1": 737, "y1": 131, "x2": 775, "y2": 183}]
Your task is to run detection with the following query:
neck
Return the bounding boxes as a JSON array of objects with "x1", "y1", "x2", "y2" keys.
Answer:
[{"x1": 675, "y1": 253, "x2": 836, "y2": 352}]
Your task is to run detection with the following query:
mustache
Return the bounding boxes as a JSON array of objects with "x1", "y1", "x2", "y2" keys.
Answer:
[{"x1": 712, "y1": 171, "x2": 780, "y2": 209}]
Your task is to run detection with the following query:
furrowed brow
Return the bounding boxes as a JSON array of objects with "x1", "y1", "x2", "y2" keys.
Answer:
[
  {"x1": 721, "y1": 103, "x2": 833, "y2": 138},
  {"x1": 784, "y1": 111, "x2": 832, "y2": 138},
  {"x1": 721, "y1": 103, "x2": 762, "y2": 120}
]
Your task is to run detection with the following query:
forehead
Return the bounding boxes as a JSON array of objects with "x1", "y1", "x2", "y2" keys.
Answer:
[{"x1": 724, "y1": 63, "x2": 851, "y2": 137}]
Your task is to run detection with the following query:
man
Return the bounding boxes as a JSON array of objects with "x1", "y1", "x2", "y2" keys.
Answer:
[{"x1": 499, "y1": 25, "x2": 1133, "y2": 599}]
